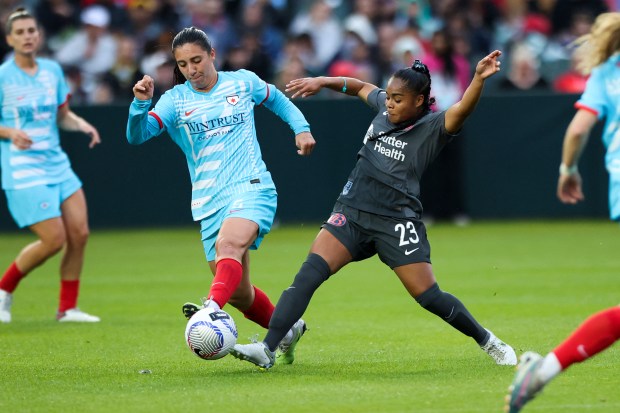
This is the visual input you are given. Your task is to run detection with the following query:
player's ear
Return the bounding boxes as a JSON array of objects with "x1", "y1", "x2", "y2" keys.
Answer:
[{"x1": 415, "y1": 93, "x2": 424, "y2": 108}]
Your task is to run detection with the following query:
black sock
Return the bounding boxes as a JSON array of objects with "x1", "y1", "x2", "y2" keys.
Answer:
[
  {"x1": 264, "y1": 253, "x2": 331, "y2": 351},
  {"x1": 415, "y1": 283, "x2": 489, "y2": 344}
]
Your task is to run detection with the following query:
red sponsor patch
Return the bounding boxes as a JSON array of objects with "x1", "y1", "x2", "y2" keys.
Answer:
[{"x1": 327, "y1": 213, "x2": 347, "y2": 227}]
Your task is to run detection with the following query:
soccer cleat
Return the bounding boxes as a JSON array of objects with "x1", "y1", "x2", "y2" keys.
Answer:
[
  {"x1": 0, "y1": 289, "x2": 12, "y2": 323},
  {"x1": 481, "y1": 329, "x2": 517, "y2": 365},
  {"x1": 276, "y1": 319, "x2": 307, "y2": 365},
  {"x1": 57, "y1": 308, "x2": 100, "y2": 323},
  {"x1": 182, "y1": 298, "x2": 219, "y2": 320},
  {"x1": 182, "y1": 302, "x2": 201, "y2": 320},
  {"x1": 230, "y1": 341, "x2": 275, "y2": 370},
  {"x1": 506, "y1": 352, "x2": 545, "y2": 413}
]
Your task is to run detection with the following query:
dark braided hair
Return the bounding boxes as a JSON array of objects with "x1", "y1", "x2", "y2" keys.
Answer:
[
  {"x1": 5, "y1": 7, "x2": 36, "y2": 34},
  {"x1": 395, "y1": 59, "x2": 436, "y2": 115},
  {"x1": 171, "y1": 27, "x2": 213, "y2": 86},
  {"x1": 368, "y1": 60, "x2": 436, "y2": 141}
]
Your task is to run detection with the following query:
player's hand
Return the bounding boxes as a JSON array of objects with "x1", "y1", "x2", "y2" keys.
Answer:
[
  {"x1": 133, "y1": 75, "x2": 155, "y2": 101},
  {"x1": 85, "y1": 127, "x2": 101, "y2": 148},
  {"x1": 9, "y1": 129, "x2": 32, "y2": 150},
  {"x1": 475, "y1": 50, "x2": 502, "y2": 80},
  {"x1": 286, "y1": 78, "x2": 324, "y2": 98},
  {"x1": 557, "y1": 173, "x2": 584, "y2": 204},
  {"x1": 295, "y1": 131, "x2": 316, "y2": 156}
]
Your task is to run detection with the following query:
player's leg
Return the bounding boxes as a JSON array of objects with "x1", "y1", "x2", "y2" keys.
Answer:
[
  {"x1": 506, "y1": 305, "x2": 620, "y2": 412},
  {"x1": 199, "y1": 190, "x2": 276, "y2": 312},
  {"x1": 1, "y1": 184, "x2": 68, "y2": 322},
  {"x1": 230, "y1": 251, "x2": 275, "y2": 329},
  {"x1": 0, "y1": 217, "x2": 65, "y2": 323},
  {"x1": 230, "y1": 228, "x2": 354, "y2": 368},
  {"x1": 0, "y1": 181, "x2": 75, "y2": 322},
  {"x1": 551, "y1": 305, "x2": 620, "y2": 369},
  {"x1": 57, "y1": 188, "x2": 99, "y2": 322},
  {"x1": 373, "y1": 214, "x2": 515, "y2": 365},
  {"x1": 183, "y1": 212, "x2": 257, "y2": 318},
  {"x1": 394, "y1": 263, "x2": 516, "y2": 365},
  {"x1": 266, "y1": 228, "x2": 352, "y2": 347},
  {"x1": 207, "y1": 217, "x2": 258, "y2": 309}
]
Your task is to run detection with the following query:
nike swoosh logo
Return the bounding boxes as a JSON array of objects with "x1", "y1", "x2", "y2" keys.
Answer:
[
  {"x1": 185, "y1": 108, "x2": 198, "y2": 116},
  {"x1": 404, "y1": 248, "x2": 419, "y2": 255}
]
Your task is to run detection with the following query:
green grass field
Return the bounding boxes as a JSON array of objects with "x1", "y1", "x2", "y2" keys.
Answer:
[{"x1": 0, "y1": 220, "x2": 618, "y2": 413}]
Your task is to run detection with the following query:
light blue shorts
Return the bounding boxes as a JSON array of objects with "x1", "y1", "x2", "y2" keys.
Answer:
[
  {"x1": 5, "y1": 172, "x2": 82, "y2": 228},
  {"x1": 200, "y1": 189, "x2": 277, "y2": 262}
]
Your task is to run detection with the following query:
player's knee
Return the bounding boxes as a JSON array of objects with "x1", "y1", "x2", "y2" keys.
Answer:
[
  {"x1": 415, "y1": 283, "x2": 441, "y2": 308},
  {"x1": 215, "y1": 237, "x2": 246, "y2": 259},
  {"x1": 67, "y1": 225, "x2": 89, "y2": 247},
  {"x1": 41, "y1": 231, "x2": 66, "y2": 255},
  {"x1": 290, "y1": 253, "x2": 331, "y2": 293}
]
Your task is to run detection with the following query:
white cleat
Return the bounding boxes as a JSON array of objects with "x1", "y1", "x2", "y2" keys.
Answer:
[
  {"x1": 57, "y1": 308, "x2": 100, "y2": 323},
  {"x1": 505, "y1": 352, "x2": 545, "y2": 413},
  {"x1": 0, "y1": 289, "x2": 12, "y2": 323},
  {"x1": 481, "y1": 329, "x2": 517, "y2": 365},
  {"x1": 230, "y1": 341, "x2": 275, "y2": 369}
]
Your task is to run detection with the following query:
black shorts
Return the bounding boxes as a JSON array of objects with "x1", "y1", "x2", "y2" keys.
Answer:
[{"x1": 321, "y1": 202, "x2": 431, "y2": 269}]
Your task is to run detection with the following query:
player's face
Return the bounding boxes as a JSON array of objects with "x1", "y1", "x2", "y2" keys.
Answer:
[
  {"x1": 385, "y1": 77, "x2": 424, "y2": 124},
  {"x1": 6, "y1": 18, "x2": 40, "y2": 56},
  {"x1": 174, "y1": 43, "x2": 217, "y2": 92}
]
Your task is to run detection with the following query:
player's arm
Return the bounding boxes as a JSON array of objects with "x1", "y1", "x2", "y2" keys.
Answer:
[
  {"x1": 260, "y1": 83, "x2": 316, "y2": 155},
  {"x1": 57, "y1": 104, "x2": 101, "y2": 148},
  {"x1": 557, "y1": 109, "x2": 597, "y2": 204},
  {"x1": 445, "y1": 50, "x2": 502, "y2": 134},
  {"x1": 127, "y1": 75, "x2": 164, "y2": 145},
  {"x1": 285, "y1": 76, "x2": 377, "y2": 104}
]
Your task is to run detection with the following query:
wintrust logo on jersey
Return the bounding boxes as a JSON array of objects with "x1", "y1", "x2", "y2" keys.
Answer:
[{"x1": 185, "y1": 113, "x2": 248, "y2": 135}]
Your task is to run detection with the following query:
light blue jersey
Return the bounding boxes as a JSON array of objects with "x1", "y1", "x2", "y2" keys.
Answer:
[
  {"x1": 0, "y1": 58, "x2": 72, "y2": 190},
  {"x1": 577, "y1": 54, "x2": 620, "y2": 220},
  {"x1": 127, "y1": 69, "x2": 310, "y2": 221}
]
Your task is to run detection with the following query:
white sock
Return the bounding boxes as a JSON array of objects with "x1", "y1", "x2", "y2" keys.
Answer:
[
  {"x1": 282, "y1": 329, "x2": 293, "y2": 345},
  {"x1": 538, "y1": 353, "x2": 562, "y2": 383},
  {"x1": 204, "y1": 299, "x2": 220, "y2": 310}
]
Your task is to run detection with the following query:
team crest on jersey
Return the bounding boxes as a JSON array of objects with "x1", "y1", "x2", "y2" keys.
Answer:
[
  {"x1": 327, "y1": 213, "x2": 347, "y2": 227},
  {"x1": 226, "y1": 95, "x2": 240, "y2": 105}
]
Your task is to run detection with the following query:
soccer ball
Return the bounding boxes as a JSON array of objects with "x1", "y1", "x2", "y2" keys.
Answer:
[{"x1": 184, "y1": 307, "x2": 238, "y2": 360}]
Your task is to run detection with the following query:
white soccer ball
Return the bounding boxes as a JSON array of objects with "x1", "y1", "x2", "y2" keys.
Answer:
[{"x1": 184, "y1": 307, "x2": 238, "y2": 360}]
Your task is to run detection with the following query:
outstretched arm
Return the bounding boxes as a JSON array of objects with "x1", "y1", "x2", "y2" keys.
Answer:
[
  {"x1": 444, "y1": 50, "x2": 502, "y2": 134},
  {"x1": 261, "y1": 85, "x2": 316, "y2": 155},
  {"x1": 57, "y1": 105, "x2": 101, "y2": 148},
  {"x1": 557, "y1": 109, "x2": 597, "y2": 204},
  {"x1": 285, "y1": 76, "x2": 378, "y2": 104}
]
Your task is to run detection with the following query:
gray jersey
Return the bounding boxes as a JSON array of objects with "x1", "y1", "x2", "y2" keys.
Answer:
[{"x1": 337, "y1": 88, "x2": 457, "y2": 218}]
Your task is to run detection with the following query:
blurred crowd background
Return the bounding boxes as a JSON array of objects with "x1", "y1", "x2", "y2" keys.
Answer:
[{"x1": 0, "y1": 0, "x2": 614, "y2": 106}]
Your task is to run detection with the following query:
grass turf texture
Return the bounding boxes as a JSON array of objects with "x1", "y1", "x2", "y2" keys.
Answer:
[{"x1": 0, "y1": 220, "x2": 618, "y2": 413}]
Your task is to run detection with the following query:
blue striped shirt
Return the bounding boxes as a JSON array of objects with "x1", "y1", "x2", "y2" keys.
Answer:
[
  {"x1": 0, "y1": 58, "x2": 72, "y2": 190},
  {"x1": 127, "y1": 69, "x2": 310, "y2": 221}
]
